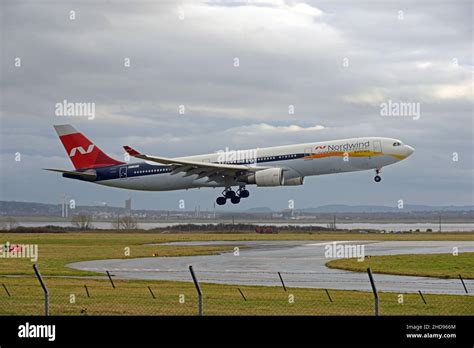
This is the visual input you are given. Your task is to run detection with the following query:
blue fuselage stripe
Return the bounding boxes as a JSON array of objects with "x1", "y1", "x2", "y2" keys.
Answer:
[{"x1": 63, "y1": 153, "x2": 306, "y2": 182}]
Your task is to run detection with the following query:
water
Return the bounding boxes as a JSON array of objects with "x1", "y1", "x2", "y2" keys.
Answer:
[{"x1": 11, "y1": 221, "x2": 474, "y2": 232}]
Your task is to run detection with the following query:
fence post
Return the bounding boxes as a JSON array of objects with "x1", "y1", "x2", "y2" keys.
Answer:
[
  {"x1": 106, "y1": 270, "x2": 115, "y2": 288},
  {"x1": 367, "y1": 268, "x2": 379, "y2": 316},
  {"x1": 324, "y1": 289, "x2": 333, "y2": 303},
  {"x1": 33, "y1": 264, "x2": 49, "y2": 316},
  {"x1": 418, "y1": 290, "x2": 427, "y2": 304},
  {"x1": 2, "y1": 284, "x2": 11, "y2": 297},
  {"x1": 84, "y1": 285, "x2": 90, "y2": 298},
  {"x1": 189, "y1": 265, "x2": 203, "y2": 316},
  {"x1": 148, "y1": 286, "x2": 156, "y2": 299},
  {"x1": 277, "y1": 272, "x2": 287, "y2": 291},
  {"x1": 237, "y1": 288, "x2": 247, "y2": 301},
  {"x1": 459, "y1": 274, "x2": 469, "y2": 294}
]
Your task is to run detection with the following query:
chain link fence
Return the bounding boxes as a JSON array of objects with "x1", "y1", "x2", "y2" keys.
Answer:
[{"x1": 0, "y1": 265, "x2": 472, "y2": 316}]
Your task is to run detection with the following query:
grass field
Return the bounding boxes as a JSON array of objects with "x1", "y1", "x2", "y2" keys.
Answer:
[
  {"x1": 0, "y1": 276, "x2": 472, "y2": 316},
  {"x1": 0, "y1": 233, "x2": 242, "y2": 276},
  {"x1": 1, "y1": 232, "x2": 473, "y2": 316},
  {"x1": 1, "y1": 231, "x2": 473, "y2": 277},
  {"x1": 326, "y1": 252, "x2": 474, "y2": 279}
]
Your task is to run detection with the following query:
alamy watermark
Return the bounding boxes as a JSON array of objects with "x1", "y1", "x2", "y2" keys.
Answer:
[
  {"x1": 216, "y1": 147, "x2": 257, "y2": 166},
  {"x1": 0, "y1": 242, "x2": 38, "y2": 262},
  {"x1": 380, "y1": 100, "x2": 420, "y2": 120},
  {"x1": 55, "y1": 99, "x2": 95, "y2": 120},
  {"x1": 324, "y1": 242, "x2": 365, "y2": 262},
  {"x1": 18, "y1": 323, "x2": 55, "y2": 341}
]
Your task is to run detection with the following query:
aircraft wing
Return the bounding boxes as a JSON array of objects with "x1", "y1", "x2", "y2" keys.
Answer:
[{"x1": 123, "y1": 145, "x2": 263, "y2": 184}]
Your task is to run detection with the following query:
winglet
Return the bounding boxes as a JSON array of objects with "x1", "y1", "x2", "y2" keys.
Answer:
[{"x1": 123, "y1": 145, "x2": 141, "y2": 157}]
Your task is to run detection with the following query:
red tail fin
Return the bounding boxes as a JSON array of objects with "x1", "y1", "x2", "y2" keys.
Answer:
[{"x1": 54, "y1": 124, "x2": 125, "y2": 170}]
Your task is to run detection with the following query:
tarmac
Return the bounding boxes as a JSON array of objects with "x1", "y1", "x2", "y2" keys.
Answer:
[{"x1": 67, "y1": 240, "x2": 474, "y2": 295}]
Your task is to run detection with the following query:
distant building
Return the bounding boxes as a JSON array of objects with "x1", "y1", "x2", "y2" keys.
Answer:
[
  {"x1": 281, "y1": 209, "x2": 294, "y2": 219},
  {"x1": 125, "y1": 198, "x2": 132, "y2": 215}
]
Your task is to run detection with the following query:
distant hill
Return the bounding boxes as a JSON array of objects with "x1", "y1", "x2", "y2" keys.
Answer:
[
  {"x1": 241, "y1": 204, "x2": 474, "y2": 213},
  {"x1": 243, "y1": 207, "x2": 274, "y2": 213},
  {"x1": 1, "y1": 200, "x2": 473, "y2": 216},
  {"x1": 299, "y1": 204, "x2": 474, "y2": 213}
]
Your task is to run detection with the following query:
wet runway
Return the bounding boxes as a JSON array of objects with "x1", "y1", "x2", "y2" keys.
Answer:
[{"x1": 67, "y1": 240, "x2": 474, "y2": 295}]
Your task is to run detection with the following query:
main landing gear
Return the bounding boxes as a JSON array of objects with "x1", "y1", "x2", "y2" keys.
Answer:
[
  {"x1": 374, "y1": 169, "x2": 382, "y2": 183},
  {"x1": 216, "y1": 186, "x2": 250, "y2": 205}
]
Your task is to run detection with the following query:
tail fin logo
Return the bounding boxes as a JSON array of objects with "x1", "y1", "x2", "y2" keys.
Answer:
[{"x1": 69, "y1": 144, "x2": 95, "y2": 157}]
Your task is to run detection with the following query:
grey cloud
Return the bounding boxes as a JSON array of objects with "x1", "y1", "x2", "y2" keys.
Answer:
[{"x1": 1, "y1": 0, "x2": 472, "y2": 209}]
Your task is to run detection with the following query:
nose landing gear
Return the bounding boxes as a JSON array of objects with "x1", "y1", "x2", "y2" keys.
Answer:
[
  {"x1": 374, "y1": 169, "x2": 382, "y2": 183},
  {"x1": 215, "y1": 186, "x2": 250, "y2": 205}
]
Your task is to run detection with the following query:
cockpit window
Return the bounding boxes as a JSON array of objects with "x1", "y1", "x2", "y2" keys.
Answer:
[{"x1": 393, "y1": 142, "x2": 402, "y2": 146}]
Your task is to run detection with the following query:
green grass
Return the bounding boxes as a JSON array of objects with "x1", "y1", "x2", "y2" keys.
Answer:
[
  {"x1": 326, "y1": 252, "x2": 474, "y2": 279},
  {"x1": 1, "y1": 232, "x2": 473, "y2": 316},
  {"x1": 0, "y1": 276, "x2": 472, "y2": 316},
  {"x1": 1, "y1": 231, "x2": 473, "y2": 277},
  {"x1": 0, "y1": 233, "x2": 246, "y2": 276}
]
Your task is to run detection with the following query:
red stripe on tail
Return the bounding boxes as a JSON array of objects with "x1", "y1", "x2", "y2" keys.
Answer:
[{"x1": 54, "y1": 125, "x2": 125, "y2": 170}]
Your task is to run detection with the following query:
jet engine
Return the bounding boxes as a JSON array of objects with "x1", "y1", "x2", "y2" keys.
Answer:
[
  {"x1": 246, "y1": 168, "x2": 283, "y2": 186},
  {"x1": 282, "y1": 176, "x2": 304, "y2": 185}
]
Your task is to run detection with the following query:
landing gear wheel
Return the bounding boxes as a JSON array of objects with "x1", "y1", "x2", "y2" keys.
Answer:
[
  {"x1": 230, "y1": 196, "x2": 241, "y2": 204},
  {"x1": 225, "y1": 190, "x2": 236, "y2": 199},
  {"x1": 239, "y1": 189, "x2": 250, "y2": 198},
  {"x1": 216, "y1": 196, "x2": 227, "y2": 205},
  {"x1": 374, "y1": 175, "x2": 381, "y2": 182}
]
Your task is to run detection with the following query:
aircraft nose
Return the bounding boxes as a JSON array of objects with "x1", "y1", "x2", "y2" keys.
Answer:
[{"x1": 405, "y1": 145, "x2": 415, "y2": 156}]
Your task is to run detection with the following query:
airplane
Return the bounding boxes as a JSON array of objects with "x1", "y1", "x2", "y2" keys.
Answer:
[{"x1": 46, "y1": 124, "x2": 414, "y2": 205}]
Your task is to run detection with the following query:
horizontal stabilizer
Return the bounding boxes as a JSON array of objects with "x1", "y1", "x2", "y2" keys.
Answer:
[{"x1": 43, "y1": 168, "x2": 97, "y2": 180}]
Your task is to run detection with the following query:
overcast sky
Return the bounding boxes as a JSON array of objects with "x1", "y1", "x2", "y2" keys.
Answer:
[{"x1": 1, "y1": 0, "x2": 472, "y2": 211}]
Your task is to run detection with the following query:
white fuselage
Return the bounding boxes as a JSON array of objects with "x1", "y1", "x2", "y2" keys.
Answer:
[{"x1": 93, "y1": 137, "x2": 414, "y2": 191}]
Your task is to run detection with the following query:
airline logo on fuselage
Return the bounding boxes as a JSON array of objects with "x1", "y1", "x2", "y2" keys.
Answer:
[
  {"x1": 69, "y1": 144, "x2": 95, "y2": 157},
  {"x1": 314, "y1": 141, "x2": 370, "y2": 153}
]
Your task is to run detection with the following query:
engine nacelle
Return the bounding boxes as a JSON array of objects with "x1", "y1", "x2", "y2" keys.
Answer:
[
  {"x1": 247, "y1": 168, "x2": 283, "y2": 186},
  {"x1": 283, "y1": 176, "x2": 304, "y2": 185}
]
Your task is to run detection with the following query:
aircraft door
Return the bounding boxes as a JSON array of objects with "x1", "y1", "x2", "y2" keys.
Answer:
[
  {"x1": 119, "y1": 166, "x2": 127, "y2": 179},
  {"x1": 373, "y1": 140, "x2": 382, "y2": 153}
]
